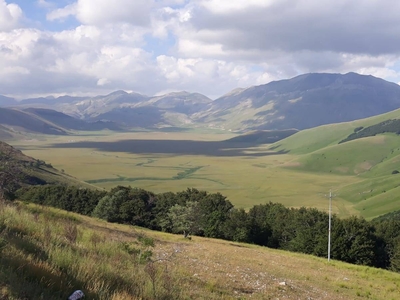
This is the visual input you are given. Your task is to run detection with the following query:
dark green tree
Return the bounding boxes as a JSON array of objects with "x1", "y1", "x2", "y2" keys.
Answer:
[
  {"x1": 286, "y1": 207, "x2": 328, "y2": 256},
  {"x1": 198, "y1": 192, "x2": 233, "y2": 238},
  {"x1": 331, "y1": 216, "x2": 378, "y2": 266},
  {"x1": 223, "y1": 208, "x2": 251, "y2": 242}
]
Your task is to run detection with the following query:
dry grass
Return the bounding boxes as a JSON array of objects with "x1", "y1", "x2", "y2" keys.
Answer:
[{"x1": 1, "y1": 202, "x2": 400, "y2": 299}]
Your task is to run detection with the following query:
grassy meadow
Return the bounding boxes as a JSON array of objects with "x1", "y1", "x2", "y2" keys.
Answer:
[
  {"x1": 10, "y1": 131, "x2": 362, "y2": 217},
  {"x1": 1, "y1": 201, "x2": 400, "y2": 300},
  {"x1": 9, "y1": 108, "x2": 400, "y2": 220}
]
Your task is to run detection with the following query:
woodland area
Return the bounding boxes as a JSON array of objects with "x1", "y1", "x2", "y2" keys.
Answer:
[
  {"x1": 16, "y1": 185, "x2": 400, "y2": 272},
  {"x1": 340, "y1": 119, "x2": 400, "y2": 143}
]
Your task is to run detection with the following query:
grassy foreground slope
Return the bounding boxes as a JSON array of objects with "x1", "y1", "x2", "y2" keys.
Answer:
[{"x1": 1, "y1": 201, "x2": 400, "y2": 300}]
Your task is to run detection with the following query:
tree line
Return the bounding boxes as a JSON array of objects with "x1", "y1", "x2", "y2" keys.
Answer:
[
  {"x1": 340, "y1": 119, "x2": 400, "y2": 143},
  {"x1": 16, "y1": 185, "x2": 400, "y2": 272}
]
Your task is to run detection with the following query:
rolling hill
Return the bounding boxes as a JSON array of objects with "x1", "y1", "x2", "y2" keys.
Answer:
[
  {"x1": 270, "y1": 107, "x2": 400, "y2": 219},
  {"x1": 0, "y1": 95, "x2": 17, "y2": 107},
  {"x1": 0, "y1": 140, "x2": 94, "y2": 199},
  {"x1": 0, "y1": 107, "x2": 123, "y2": 136},
  {"x1": 224, "y1": 129, "x2": 298, "y2": 144}
]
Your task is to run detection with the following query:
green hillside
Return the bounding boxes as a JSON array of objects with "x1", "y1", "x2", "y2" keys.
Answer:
[
  {"x1": 224, "y1": 129, "x2": 298, "y2": 144},
  {"x1": 0, "y1": 140, "x2": 95, "y2": 199},
  {"x1": 274, "y1": 107, "x2": 400, "y2": 154},
  {"x1": 270, "y1": 108, "x2": 400, "y2": 219}
]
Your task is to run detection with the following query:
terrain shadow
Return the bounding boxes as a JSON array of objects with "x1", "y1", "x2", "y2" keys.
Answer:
[{"x1": 52, "y1": 139, "x2": 288, "y2": 157}]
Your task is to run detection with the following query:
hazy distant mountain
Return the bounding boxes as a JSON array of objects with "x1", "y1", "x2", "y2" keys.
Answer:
[
  {"x1": 0, "y1": 95, "x2": 17, "y2": 107},
  {"x1": 4, "y1": 72, "x2": 400, "y2": 132},
  {"x1": 0, "y1": 107, "x2": 67, "y2": 135},
  {"x1": 194, "y1": 72, "x2": 400, "y2": 130},
  {"x1": 0, "y1": 107, "x2": 123, "y2": 136},
  {"x1": 147, "y1": 91, "x2": 212, "y2": 114},
  {"x1": 20, "y1": 95, "x2": 85, "y2": 106},
  {"x1": 78, "y1": 91, "x2": 212, "y2": 127}
]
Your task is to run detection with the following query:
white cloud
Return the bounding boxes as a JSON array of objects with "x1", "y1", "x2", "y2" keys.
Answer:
[
  {"x1": 2, "y1": 0, "x2": 400, "y2": 99},
  {"x1": 97, "y1": 78, "x2": 110, "y2": 86},
  {"x1": 0, "y1": 0, "x2": 22, "y2": 31},
  {"x1": 186, "y1": 0, "x2": 400, "y2": 56},
  {"x1": 49, "y1": 0, "x2": 154, "y2": 26},
  {"x1": 199, "y1": 0, "x2": 274, "y2": 14},
  {"x1": 47, "y1": 3, "x2": 77, "y2": 21},
  {"x1": 37, "y1": 0, "x2": 53, "y2": 9}
]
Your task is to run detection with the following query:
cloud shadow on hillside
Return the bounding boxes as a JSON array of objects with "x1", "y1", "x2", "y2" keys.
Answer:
[{"x1": 51, "y1": 139, "x2": 288, "y2": 157}]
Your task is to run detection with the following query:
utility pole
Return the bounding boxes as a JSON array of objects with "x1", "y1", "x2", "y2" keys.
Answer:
[{"x1": 328, "y1": 189, "x2": 332, "y2": 262}]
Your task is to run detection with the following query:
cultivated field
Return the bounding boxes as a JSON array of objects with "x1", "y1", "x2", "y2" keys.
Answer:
[{"x1": 10, "y1": 130, "x2": 363, "y2": 218}]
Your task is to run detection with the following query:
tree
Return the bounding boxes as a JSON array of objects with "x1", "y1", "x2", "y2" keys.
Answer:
[
  {"x1": 374, "y1": 219, "x2": 400, "y2": 269},
  {"x1": 223, "y1": 208, "x2": 251, "y2": 243},
  {"x1": 161, "y1": 201, "x2": 200, "y2": 238},
  {"x1": 92, "y1": 190, "x2": 126, "y2": 222},
  {"x1": 198, "y1": 193, "x2": 233, "y2": 238},
  {"x1": 390, "y1": 237, "x2": 400, "y2": 272},
  {"x1": 152, "y1": 192, "x2": 179, "y2": 230},
  {"x1": 92, "y1": 186, "x2": 156, "y2": 227},
  {"x1": 286, "y1": 207, "x2": 328, "y2": 256},
  {"x1": 331, "y1": 216, "x2": 378, "y2": 266}
]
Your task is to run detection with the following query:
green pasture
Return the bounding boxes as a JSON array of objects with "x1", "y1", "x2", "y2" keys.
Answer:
[
  {"x1": 10, "y1": 111, "x2": 400, "y2": 220},
  {"x1": 293, "y1": 134, "x2": 400, "y2": 175},
  {"x1": 275, "y1": 107, "x2": 400, "y2": 154},
  {"x1": 10, "y1": 131, "x2": 360, "y2": 218}
]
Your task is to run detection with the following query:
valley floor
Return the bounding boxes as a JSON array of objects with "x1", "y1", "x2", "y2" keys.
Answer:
[{"x1": 9, "y1": 131, "x2": 362, "y2": 218}]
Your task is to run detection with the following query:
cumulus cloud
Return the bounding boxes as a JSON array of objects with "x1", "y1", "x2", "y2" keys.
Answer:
[
  {"x1": 47, "y1": 4, "x2": 77, "y2": 21},
  {"x1": 187, "y1": 0, "x2": 400, "y2": 56},
  {"x1": 0, "y1": 0, "x2": 22, "y2": 31},
  {"x1": 37, "y1": 0, "x2": 53, "y2": 9},
  {"x1": 48, "y1": 0, "x2": 154, "y2": 26},
  {"x1": 2, "y1": 0, "x2": 400, "y2": 99}
]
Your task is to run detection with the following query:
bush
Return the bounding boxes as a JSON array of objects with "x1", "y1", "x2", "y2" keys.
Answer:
[{"x1": 392, "y1": 170, "x2": 399, "y2": 174}]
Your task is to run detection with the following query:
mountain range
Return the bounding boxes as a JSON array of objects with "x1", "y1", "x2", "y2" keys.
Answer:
[{"x1": 2, "y1": 72, "x2": 400, "y2": 134}]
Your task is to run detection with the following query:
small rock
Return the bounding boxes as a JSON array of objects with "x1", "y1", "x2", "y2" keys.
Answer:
[{"x1": 279, "y1": 281, "x2": 286, "y2": 286}]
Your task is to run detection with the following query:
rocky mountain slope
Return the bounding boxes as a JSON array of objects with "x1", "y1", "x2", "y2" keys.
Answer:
[
  {"x1": 195, "y1": 72, "x2": 400, "y2": 130},
  {"x1": 2, "y1": 72, "x2": 400, "y2": 132}
]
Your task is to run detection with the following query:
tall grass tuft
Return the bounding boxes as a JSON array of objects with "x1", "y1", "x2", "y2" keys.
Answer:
[
  {"x1": 63, "y1": 221, "x2": 78, "y2": 244},
  {"x1": 0, "y1": 202, "x2": 183, "y2": 299}
]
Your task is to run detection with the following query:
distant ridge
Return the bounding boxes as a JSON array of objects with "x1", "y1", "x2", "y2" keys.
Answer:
[
  {"x1": 0, "y1": 107, "x2": 123, "y2": 136},
  {"x1": 195, "y1": 72, "x2": 400, "y2": 131},
  {"x1": 2, "y1": 72, "x2": 400, "y2": 132}
]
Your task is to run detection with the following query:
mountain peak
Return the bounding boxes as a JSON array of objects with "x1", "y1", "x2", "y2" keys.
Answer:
[{"x1": 106, "y1": 90, "x2": 129, "y2": 97}]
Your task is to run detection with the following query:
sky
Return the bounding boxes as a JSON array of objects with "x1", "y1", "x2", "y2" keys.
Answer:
[{"x1": 1, "y1": 0, "x2": 400, "y2": 99}]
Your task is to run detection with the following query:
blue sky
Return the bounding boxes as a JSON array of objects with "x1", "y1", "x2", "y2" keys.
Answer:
[{"x1": 1, "y1": 0, "x2": 400, "y2": 98}]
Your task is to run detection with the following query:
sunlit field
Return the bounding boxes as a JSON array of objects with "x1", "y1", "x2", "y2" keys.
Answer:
[{"x1": 10, "y1": 131, "x2": 363, "y2": 218}]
